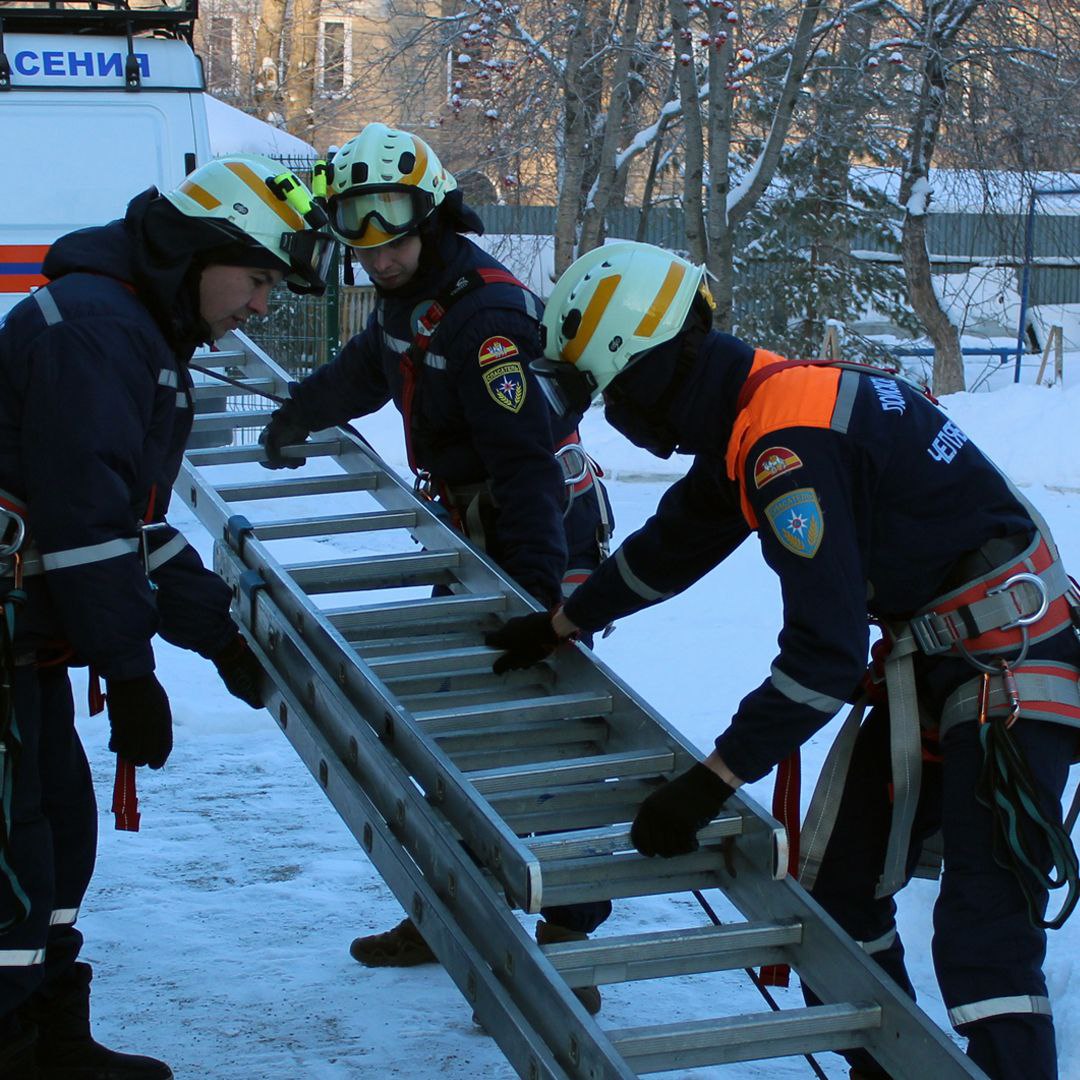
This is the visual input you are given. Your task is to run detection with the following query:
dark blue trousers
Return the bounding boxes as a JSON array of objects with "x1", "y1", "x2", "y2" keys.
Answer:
[
  {"x1": 0, "y1": 666, "x2": 96, "y2": 1038},
  {"x1": 804, "y1": 704, "x2": 1074, "y2": 1079}
]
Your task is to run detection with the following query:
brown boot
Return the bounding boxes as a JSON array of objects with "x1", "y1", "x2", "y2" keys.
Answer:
[
  {"x1": 349, "y1": 917, "x2": 437, "y2": 968},
  {"x1": 535, "y1": 920, "x2": 601, "y2": 1015}
]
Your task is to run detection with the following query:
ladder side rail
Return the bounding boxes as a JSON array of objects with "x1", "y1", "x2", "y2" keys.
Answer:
[
  {"x1": 246, "y1": 579, "x2": 637, "y2": 1080},
  {"x1": 208, "y1": 536, "x2": 549, "y2": 913},
  {"x1": 702, "y1": 839, "x2": 986, "y2": 1078}
]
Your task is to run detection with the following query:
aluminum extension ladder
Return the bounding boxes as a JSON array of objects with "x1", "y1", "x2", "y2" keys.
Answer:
[{"x1": 179, "y1": 331, "x2": 986, "y2": 1080}]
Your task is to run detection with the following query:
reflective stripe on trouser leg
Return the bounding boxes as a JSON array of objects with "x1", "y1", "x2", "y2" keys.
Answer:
[
  {"x1": 933, "y1": 717, "x2": 1071, "y2": 1080},
  {"x1": 0, "y1": 670, "x2": 55, "y2": 1016}
]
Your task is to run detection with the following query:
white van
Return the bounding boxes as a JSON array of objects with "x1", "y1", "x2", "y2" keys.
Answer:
[{"x1": 0, "y1": 1, "x2": 211, "y2": 316}]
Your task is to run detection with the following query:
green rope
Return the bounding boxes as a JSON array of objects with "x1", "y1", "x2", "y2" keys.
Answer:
[{"x1": 976, "y1": 716, "x2": 1080, "y2": 931}]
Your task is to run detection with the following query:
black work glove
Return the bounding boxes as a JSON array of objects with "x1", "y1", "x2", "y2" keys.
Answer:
[
  {"x1": 106, "y1": 674, "x2": 173, "y2": 769},
  {"x1": 212, "y1": 634, "x2": 265, "y2": 709},
  {"x1": 259, "y1": 402, "x2": 310, "y2": 470},
  {"x1": 630, "y1": 763, "x2": 734, "y2": 858},
  {"x1": 484, "y1": 611, "x2": 566, "y2": 675}
]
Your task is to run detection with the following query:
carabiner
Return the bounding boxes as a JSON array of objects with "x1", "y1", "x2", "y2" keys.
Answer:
[{"x1": 997, "y1": 658, "x2": 1021, "y2": 728}]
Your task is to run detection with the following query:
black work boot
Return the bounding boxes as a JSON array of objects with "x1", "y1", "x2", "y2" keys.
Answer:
[
  {"x1": 22, "y1": 964, "x2": 172, "y2": 1080},
  {"x1": 535, "y1": 920, "x2": 602, "y2": 1015},
  {"x1": 349, "y1": 917, "x2": 437, "y2": 968},
  {"x1": 0, "y1": 1023, "x2": 39, "y2": 1079}
]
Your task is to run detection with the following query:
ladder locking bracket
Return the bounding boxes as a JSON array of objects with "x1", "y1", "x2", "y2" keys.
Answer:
[
  {"x1": 226, "y1": 514, "x2": 255, "y2": 555},
  {"x1": 237, "y1": 568, "x2": 267, "y2": 629}
]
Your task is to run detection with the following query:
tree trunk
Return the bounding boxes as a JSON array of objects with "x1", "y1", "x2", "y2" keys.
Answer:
[
  {"x1": 253, "y1": 0, "x2": 287, "y2": 121},
  {"x1": 670, "y1": 0, "x2": 706, "y2": 265},
  {"x1": 704, "y1": 3, "x2": 734, "y2": 328}
]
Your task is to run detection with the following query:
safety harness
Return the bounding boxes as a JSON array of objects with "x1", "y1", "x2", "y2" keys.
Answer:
[
  {"x1": 394, "y1": 267, "x2": 611, "y2": 567},
  {"x1": 734, "y1": 358, "x2": 1080, "y2": 951}
]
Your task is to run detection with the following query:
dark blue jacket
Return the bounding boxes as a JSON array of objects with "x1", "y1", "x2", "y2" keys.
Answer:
[
  {"x1": 563, "y1": 331, "x2": 1074, "y2": 783},
  {"x1": 288, "y1": 233, "x2": 576, "y2": 606},
  {"x1": 0, "y1": 207, "x2": 236, "y2": 679}
]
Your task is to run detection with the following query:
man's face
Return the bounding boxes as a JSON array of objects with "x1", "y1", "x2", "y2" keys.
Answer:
[
  {"x1": 199, "y1": 264, "x2": 284, "y2": 341},
  {"x1": 355, "y1": 234, "x2": 423, "y2": 291}
]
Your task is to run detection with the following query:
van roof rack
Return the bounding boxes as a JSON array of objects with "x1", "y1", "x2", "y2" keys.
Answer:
[{"x1": 0, "y1": 0, "x2": 198, "y2": 44}]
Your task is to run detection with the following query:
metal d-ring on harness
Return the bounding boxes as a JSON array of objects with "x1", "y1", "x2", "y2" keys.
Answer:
[{"x1": 0, "y1": 496, "x2": 31, "y2": 929}]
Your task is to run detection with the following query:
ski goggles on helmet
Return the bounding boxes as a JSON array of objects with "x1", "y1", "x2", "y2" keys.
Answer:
[
  {"x1": 329, "y1": 185, "x2": 436, "y2": 248},
  {"x1": 530, "y1": 357, "x2": 597, "y2": 420},
  {"x1": 280, "y1": 228, "x2": 337, "y2": 296}
]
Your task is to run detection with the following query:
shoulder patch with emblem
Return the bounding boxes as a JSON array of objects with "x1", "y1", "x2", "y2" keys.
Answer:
[
  {"x1": 764, "y1": 487, "x2": 824, "y2": 559},
  {"x1": 754, "y1": 446, "x2": 803, "y2": 489},
  {"x1": 478, "y1": 335, "x2": 520, "y2": 367},
  {"x1": 483, "y1": 361, "x2": 527, "y2": 413}
]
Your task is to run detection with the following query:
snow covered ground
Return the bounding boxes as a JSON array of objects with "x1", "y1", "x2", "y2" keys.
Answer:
[{"x1": 71, "y1": 370, "x2": 1080, "y2": 1079}]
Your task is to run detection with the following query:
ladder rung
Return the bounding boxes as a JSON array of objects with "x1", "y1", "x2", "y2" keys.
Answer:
[
  {"x1": 254, "y1": 510, "x2": 418, "y2": 540},
  {"x1": 365, "y1": 642, "x2": 492, "y2": 677},
  {"x1": 190, "y1": 378, "x2": 276, "y2": 401},
  {"x1": 490, "y1": 778, "x2": 656, "y2": 833},
  {"x1": 390, "y1": 666, "x2": 554, "y2": 701},
  {"x1": 450, "y1": 740, "x2": 604, "y2": 773},
  {"x1": 523, "y1": 814, "x2": 742, "y2": 861},
  {"x1": 358, "y1": 631, "x2": 480, "y2": 658},
  {"x1": 543, "y1": 920, "x2": 803, "y2": 987},
  {"x1": 433, "y1": 717, "x2": 604, "y2": 754},
  {"x1": 609, "y1": 1002, "x2": 881, "y2": 1072},
  {"x1": 185, "y1": 440, "x2": 345, "y2": 466},
  {"x1": 466, "y1": 748, "x2": 674, "y2": 795},
  {"x1": 412, "y1": 690, "x2": 613, "y2": 732},
  {"x1": 326, "y1": 593, "x2": 507, "y2": 634},
  {"x1": 286, "y1": 551, "x2": 461, "y2": 593},
  {"x1": 217, "y1": 473, "x2": 378, "y2": 501},
  {"x1": 190, "y1": 408, "x2": 275, "y2": 430},
  {"x1": 190, "y1": 349, "x2": 246, "y2": 367}
]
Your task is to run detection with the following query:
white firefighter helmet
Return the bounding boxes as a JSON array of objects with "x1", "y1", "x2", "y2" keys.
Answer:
[
  {"x1": 326, "y1": 123, "x2": 456, "y2": 248},
  {"x1": 165, "y1": 154, "x2": 335, "y2": 295},
  {"x1": 534, "y1": 241, "x2": 710, "y2": 416}
]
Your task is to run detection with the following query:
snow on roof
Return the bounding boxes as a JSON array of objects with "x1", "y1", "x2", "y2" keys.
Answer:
[{"x1": 204, "y1": 94, "x2": 316, "y2": 160}]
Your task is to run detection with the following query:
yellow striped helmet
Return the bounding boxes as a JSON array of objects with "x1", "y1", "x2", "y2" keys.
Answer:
[
  {"x1": 536, "y1": 242, "x2": 709, "y2": 413},
  {"x1": 164, "y1": 154, "x2": 335, "y2": 295},
  {"x1": 326, "y1": 124, "x2": 456, "y2": 249}
]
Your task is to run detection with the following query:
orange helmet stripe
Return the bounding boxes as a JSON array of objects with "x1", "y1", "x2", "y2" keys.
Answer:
[
  {"x1": 400, "y1": 137, "x2": 429, "y2": 186},
  {"x1": 224, "y1": 161, "x2": 304, "y2": 230},
  {"x1": 634, "y1": 261, "x2": 686, "y2": 337},
  {"x1": 562, "y1": 274, "x2": 621, "y2": 364},
  {"x1": 178, "y1": 179, "x2": 221, "y2": 211}
]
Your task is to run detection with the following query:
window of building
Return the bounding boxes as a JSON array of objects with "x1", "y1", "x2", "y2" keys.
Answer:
[{"x1": 319, "y1": 19, "x2": 350, "y2": 95}]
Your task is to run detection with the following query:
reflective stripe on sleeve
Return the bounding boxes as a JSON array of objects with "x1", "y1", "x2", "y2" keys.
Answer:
[
  {"x1": 770, "y1": 664, "x2": 846, "y2": 714},
  {"x1": 949, "y1": 994, "x2": 1053, "y2": 1028},
  {"x1": 614, "y1": 546, "x2": 668, "y2": 603},
  {"x1": 33, "y1": 287, "x2": 63, "y2": 326},
  {"x1": 49, "y1": 906, "x2": 79, "y2": 926},
  {"x1": 146, "y1": 533, "x2": 189, "y2": 573},
  {"x1": 855, "y1": 927, "x2": 896, "y2": 956},
  {"x1": 158, "y1": 369, "x2": 178, "y2": 388},
  {"x1": 42, "y1": 537, "x2": 139, "y2": 571},
  {"x1": 0, "y1": 948, "x2": 45, "y2": 967}
]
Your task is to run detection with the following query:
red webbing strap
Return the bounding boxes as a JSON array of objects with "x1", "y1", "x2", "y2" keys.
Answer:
[
  {"x1": 398, "y1": 267, "x2": 528, "y2": 477},
  {"x1": 759, "y1": 750, "x2": 801, "y2": 987},
  {"x1": 112, "y1": 757, "x2": 140, "y2": 832},
  {"x1": 105, "y1": 483, "x2": 159, "y2": 832}
]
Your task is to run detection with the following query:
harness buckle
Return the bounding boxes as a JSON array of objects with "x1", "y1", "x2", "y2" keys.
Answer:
[
  {"x1": 987, "y1": 571, "x2": 1049, "y2": 630},
  {"x1": 138, "y1": 522, "x2": 170, "y2": 585},
  {"x1": 909, "y1": 612, "x2": 953, "y2": 655},
  {"x1": 555, "y1": 443, "x2": 590, "y2": 486},
  {"x1": 0, "y1": 510, "x2": 25, "y2": 559},
  {"x1": 413, "y1": 471, "x2": 436, "y2": 502}
]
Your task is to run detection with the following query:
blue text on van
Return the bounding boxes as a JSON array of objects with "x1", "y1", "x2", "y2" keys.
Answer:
[{"x1": 13, "y1": 50, "x2": 150, "y2": 78}]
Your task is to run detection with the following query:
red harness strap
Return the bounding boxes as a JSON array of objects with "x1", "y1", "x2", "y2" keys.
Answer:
[{"x1": 759, "y1": 750, "x2": 801, "y2": 987}]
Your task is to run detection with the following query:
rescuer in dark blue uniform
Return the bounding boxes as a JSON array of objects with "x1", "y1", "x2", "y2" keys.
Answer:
[
  {"x1": 258, "y1": 124, "x2": 614, "y2": 1010},
  {"x1": 487, "y1": 241, "x2": 1080, "y2": 1079},
  {"x1": 0, "y1": 155, "x2": 333, "y2": 1079}
]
